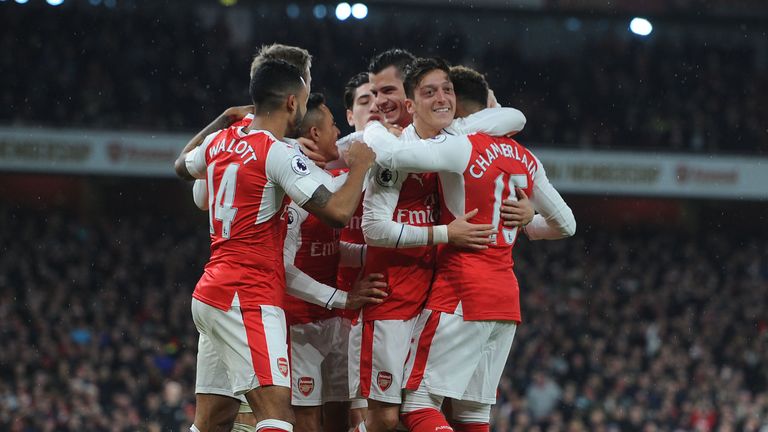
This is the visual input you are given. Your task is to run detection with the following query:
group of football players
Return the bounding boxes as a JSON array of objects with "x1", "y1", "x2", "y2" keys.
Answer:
[{"x1": 174, "y1": 43, "x2": 576, "y2": 432}]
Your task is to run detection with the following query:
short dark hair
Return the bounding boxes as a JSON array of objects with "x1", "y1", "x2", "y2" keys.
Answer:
[
  {"x1": 449, "y1": 66, "x2": 489, "y2": 108},
  {"x1": 249, "y1": 59, "x2": 305, "y2": 113},
  {"x1": 368, "y1": 48, "x2": 416, "y2": 78},
  {"x1": 403, "y1": 57, "x2": 451, "y2": 99},
  {"x1": 250, "y1": 44, "x2": 312, "y2": 80},
  {"x1": 343, "y1": 72, "x2": 370, "y2": 110},
  {"x1": 300, "y1": 93, "x2": 327, "y2": 136}
]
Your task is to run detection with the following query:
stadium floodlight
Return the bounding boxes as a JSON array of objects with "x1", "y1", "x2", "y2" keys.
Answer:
[
  {"x1": 629, "y1": 17, "x2": 653, "y2": 36},
  {"x1": 14, "y1": 0, "x2": 29, "y2": 4},
  {"x1": 46, "y1": 0, "x2": 65, "y2": 5},
  {"x1": 335, "y1": 2, "x2": 351, "y2": 21},
  {"x1": 351, "y1": 3, "x2": 368, "y2": 19},
  {"x1": 313, "y1": 4, "x2": 327, "y2": 19},
  {"x1": 286, "y1": 3, "x2": 300, "y2": 18}
]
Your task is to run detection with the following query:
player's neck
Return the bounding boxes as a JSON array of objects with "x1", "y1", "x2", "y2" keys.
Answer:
[
  {"x1": 246, "y1": 114, "x2": 290, "y2": 141},
  {"x1": 413, "y1": 121, "x2": 442, "y2": 139}
]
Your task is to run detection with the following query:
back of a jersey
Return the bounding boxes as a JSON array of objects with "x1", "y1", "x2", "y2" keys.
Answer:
[
  {"x1": 194, "y1": 126, "x2": 289, "y2": 310},
  {"x1": 431, "y1": 132, "x2": 538, "y2": 322}
]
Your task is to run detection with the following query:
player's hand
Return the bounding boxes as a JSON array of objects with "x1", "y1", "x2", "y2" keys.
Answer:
[
  {"x1": 447, "y1": 209, "x2": 496, "y2": 250},
  {"x1": 346, "y1": 141, "x2": 376, "y2": 170},
  {"x1": 297, "y1": 137, "x2": 327, "y2": 169},
  {"x1": 367, "y1": 119, "x2": 403, "y2": 137},
  {"x1": 501, "y1": 188, "x2": 534, "y2": 227},
  {"x1": 222, "y1": 105, "x2": 254, "y2": 126},
  {"x1": 487, "y1": 89, "x2": 499, "y2": 108},
  {"x1": 345, "y1": 273, "x2": 388, "y2": 309},
  {"x1": 381, "y1": 121, "x2": 403, "y2": 137}
]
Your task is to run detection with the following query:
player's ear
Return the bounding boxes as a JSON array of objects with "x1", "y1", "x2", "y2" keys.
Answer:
[
  {"x1": 346, "y1": 109, "x2": 354, "y2": 127},
  {"x1": 286, "y1": 94, "x2": 297, "y2": 113},
  {"x1": 405, "y1": 98, "x2": 415, "y2": 115},
  {"x1": 310, "y1": 125, "x2": 321, "y2": 141}
]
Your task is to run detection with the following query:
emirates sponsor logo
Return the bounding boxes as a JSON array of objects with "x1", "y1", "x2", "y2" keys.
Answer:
[
  {"x1": 277, "y1": 357, "x2": 289, "y2": 377},
  {"x1": 298, "y1": 377, "x2": 315, "y2": 396},
  {"x1": 377, "y1": 371, "x2": 393, "y2": 391}
]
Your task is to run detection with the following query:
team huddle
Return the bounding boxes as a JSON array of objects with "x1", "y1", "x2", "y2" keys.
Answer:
[{"x1": 173, "y1": 44, "x2": 576, "y2": 432}]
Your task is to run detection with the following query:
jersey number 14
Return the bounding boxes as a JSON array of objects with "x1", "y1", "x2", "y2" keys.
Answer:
[{"x1": 207, "y1": 162, "x2": 239, "y2": 239}]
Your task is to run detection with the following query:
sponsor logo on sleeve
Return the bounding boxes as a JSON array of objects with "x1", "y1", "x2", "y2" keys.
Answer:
[
  {"x1": 375, "y1": 167, "x2": 398, "y2": 187},
  {"x1": 286, "y1": 207, "x2": 299, "y2": 227},
  {"x1": 292, "y1": 155, "x2": 310, "y2": 175}
]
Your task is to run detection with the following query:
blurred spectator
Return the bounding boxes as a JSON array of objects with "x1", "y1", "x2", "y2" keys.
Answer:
[
  {"x1": 0, "y1": 2, "x2": 765, "y2": 154},
  {"x1": 526, "y1": 371, "x2": 562, "y2": 421},
  {"x1": 0, "y1": 201, "x2": 766, "y2": 430}
]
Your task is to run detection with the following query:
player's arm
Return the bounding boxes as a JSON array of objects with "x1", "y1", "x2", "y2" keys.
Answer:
[
  {"x1": 174, "y1": 105, "x2": 253, "y2": 180},
  {"x1": 362, "y1": 122, "x2": 471, "y2": 174},
  {"x1": 339, "y1": 241, "x2": 366, "y2": 268},
  {"x1": 192, "y1": 179, "x2": 208, "y2": 210},
  {"x1": 448, "y1": 106, "x2": 526, "y2": 137},
  {"x1": 283, "y1": 204, "x2": 386, "y2": 309},
  {"x1": 282, "y1": 204, "x2": 344, "y2": 308},
  {"x1": 361, "y1": 167, "x2": 441, "y2": 248},
  {"x1": 361, "y1": 167, "x2": 493, "y2": 249},
  {"x1": 271, "y1": 141, "x2": 374, "y2": 229},
  {"x1": 522, "y1": 156, "x2": 576, "y2": 240}
]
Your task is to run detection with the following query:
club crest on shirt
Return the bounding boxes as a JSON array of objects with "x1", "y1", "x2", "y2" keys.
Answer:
[
  {"x1": 375, "y1": 167, "x2": 398, "y2": 187},
  {"x1": 277, "y1": 357, "x2": 289, "y2": 377},
  {"x1": 292, "y1": 155, "x2": 310, "y2": 175},
  {"x1": 377, "y1": 371, "x2": 393, "y2": 391},
  {"x1": 298, "y1": 377, "x2": 315, "y2": 396}
]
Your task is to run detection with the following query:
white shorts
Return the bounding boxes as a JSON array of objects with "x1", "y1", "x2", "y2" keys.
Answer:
[
  {"x1": 403, "y1": 309, "x2": 517, "y2": 404},
  {"x1": 348, "y1": 316, "x2": 418, "y2": 403},
  {"x1": 192, "y1": 298, "x2": 291, "y2": 396},
  {"x1": 195, "y1": 332, "x2": 247, "y2": 403},
  {"x1": 290, "y1": 316, "x2": 355, "y2": 406}
]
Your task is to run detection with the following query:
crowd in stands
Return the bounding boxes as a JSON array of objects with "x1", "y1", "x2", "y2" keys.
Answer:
[
  {"x1": 1, "y1": 3, "x2": 765, "y2": 154},
  {"x1": 0, "y1": 202, "x2": 766, "y2": 431}
]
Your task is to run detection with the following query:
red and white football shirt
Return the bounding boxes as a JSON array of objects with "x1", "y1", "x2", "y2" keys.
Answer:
[
  {"x1": 282, "y1": 201, "x2": 341, "y2": 325},
  {"x1": 363, "y1": 122, "x2": 576, "y2": 322},
  {"x1": 185, "y1": 125, "x2": 332, "y2": 311}
]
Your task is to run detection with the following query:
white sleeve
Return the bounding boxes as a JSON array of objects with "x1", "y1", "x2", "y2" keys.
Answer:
[
  {"x1": 339, "y1": 241, "x2": 366, "y2": 268},
  {"x1": 447, "y1": 107, "x2": 526, "y2": 137},
  {"x1": 363, "y1": 122, "x2": 471, "y2": 174},
  {"x1": 524, "y1": 156, "x2": 576, "y2": 240},
  {"x1": 283, "y1": 203, "x2": 348, "y2": 309},
  {"x1": 328, "y1": 171, "x2": 349, "y2": 193},
  {"x1": 184, "y1": 132, "x2": 218, "y2": 179},
  {"x1": 361, "y1": 167, "x2": 448, "y2": 248},
  {"x1": 285, "y1": 266, "x2": 348, "y2": 309},
  {"x1": 192, "y1": 179, "x2": 208, "y2": 210},
  {"x1": 266, "y1": 142, "x2": 334, "y2": 207}
]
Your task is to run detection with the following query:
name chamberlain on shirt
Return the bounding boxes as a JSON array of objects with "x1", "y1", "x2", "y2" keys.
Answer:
[{"x1": 468, "y1": 141, "x2": 537, "y2": 179}]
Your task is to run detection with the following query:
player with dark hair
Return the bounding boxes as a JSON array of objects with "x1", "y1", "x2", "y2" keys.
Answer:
[
  {"x1": 367, "y1": 48, "x2": 417, "y2": 129},
  {"x1": 175, "y1": 58, "x2": 376, "y2": 432},
  {"x1": 351, "y1": 55, "x2": 532, "y2": 432},
  {"x1": 362, "y1": 64, "x2": 575, "y2": 432},
  {"x1": 283, "y1": 93, "x2": 386, "y2": 432}
]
